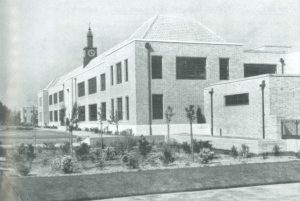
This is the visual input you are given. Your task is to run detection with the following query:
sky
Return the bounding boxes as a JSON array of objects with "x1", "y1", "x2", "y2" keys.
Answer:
[{"x1": 0, "y1": 0, "x2": 299, "y2": 109}]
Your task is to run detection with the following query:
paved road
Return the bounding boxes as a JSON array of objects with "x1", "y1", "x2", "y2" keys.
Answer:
[{"x1": 99, "y1": 183, "x2": 300, "y2": 201}]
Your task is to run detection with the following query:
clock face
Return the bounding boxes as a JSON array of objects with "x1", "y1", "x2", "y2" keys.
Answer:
[{"x1": 87, "y1": 49, "x2": 96, "y2": 57}]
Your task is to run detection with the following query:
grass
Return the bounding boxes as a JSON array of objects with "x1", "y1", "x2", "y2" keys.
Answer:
[{"x1": 4, "y1": 161, "x2": 300, "y2": 201}]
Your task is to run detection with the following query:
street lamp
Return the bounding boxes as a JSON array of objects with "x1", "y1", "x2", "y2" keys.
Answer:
[
  {"x1": 209, "y1": 88, "x2": 214, "y2": 136},
  {"x1": 260, "y1": 80, "x2": 266, "y2": 139}
]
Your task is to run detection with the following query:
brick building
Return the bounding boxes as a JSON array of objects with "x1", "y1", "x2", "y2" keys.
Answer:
[{"x1": 37, "y1": 15, "x2": 298, "y2": 135}]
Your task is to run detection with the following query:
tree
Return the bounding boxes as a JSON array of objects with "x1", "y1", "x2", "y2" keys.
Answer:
[
  {"x1": 97, "y1": 106, "x2": 105, "y2": 155},
  {"x1": 165, "y1": 106, "x2": 175, "y2": 142},
  {"x1": 185, "y1": 105, "x2": 196, "y2": 162},
  {"x1": 108, "y1": 110, "x2": 119, "y2": 135},
  {"x1": 69, "y1": 102, "x2": 79, "y2": 155}
]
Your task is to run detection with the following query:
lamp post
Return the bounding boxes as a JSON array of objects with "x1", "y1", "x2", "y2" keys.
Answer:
[
  {"x1": 280, "y1": 58, "x2": 285, "y2": 74},
  {"x1": 145, "y1": 42, "x2": 153, "y2": 136},
  {"x1": 260, "y1": 80, "x2": 266, "y2": 139},
  {"x1": 209, "y1": 88, "x2": 214, "y2": 136}
]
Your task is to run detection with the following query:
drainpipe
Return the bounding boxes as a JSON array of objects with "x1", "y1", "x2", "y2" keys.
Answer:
[
  {"x1": 280, "y1": 58, "x2": 285, "y2": 74},
  {"x1": 209, "y1": 88, "x2": 214, "y2": 136},
  {"x1": 145, "y1": 42, "x2": 153, "y2": 136},
  {"x1": 260, "y1": 80, "x2": 266, "y2": 139}
]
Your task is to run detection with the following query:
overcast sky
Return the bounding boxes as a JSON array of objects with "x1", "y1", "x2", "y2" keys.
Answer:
[{"x1": 0, "y1": 0, "x2": 299, "y2": 109}]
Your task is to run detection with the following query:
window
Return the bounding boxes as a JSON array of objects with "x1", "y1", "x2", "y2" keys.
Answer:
[
  {"x1": 59, "y1": 109, "x2": 65, "y2": 125},
  {"x1": 125, "y1": 59, "x2": 128, "y2": 81},
  {"x1": 100, "y1": 73, "x2": 106, "y2": 91},
  {"x1": 89, "y1": 104, "x2": 97, "y2": 121},
  {"x1": 50, "y1": 111, "x2": 53, "y2": 121},
  {"x1": 110, "y1": 65, "x2": 114, "y2": 85},
  {"x1": 244, "y1": 64, "x2": 277, "y2": 77},
  {"x1": 117, "y1": 97, "x2": 123, "y2": 120},
  {"x1": 49, "y1": 95, "x2": 52, "y2": 105},
  {"x1": 152, "y1": 94, "x2": 163, "y2": 119},
  {"x1": 78, "y1": 106, "x2": 85, "y2": 121},
  {"x1": 78, "y1": 82, "x2": 85, "y2": 97},
  {"x1": 101, "y1": 102, "x2": 106, "y2": 120},
  {"x1": 176, "y1": 57, "x2": 206, "y2": 79},
  {"x1": 54, "y1": 110, "x2": 58, "y2": 122},
  {"x1": 88, "y1": 77, "x2": 97, "y2": 94},
  {"x1": 59, "y1": 90, "x2": 64, "y2": 102},
  {"x1": 225, "y1": 93, "x2": 249, "y2": 106},
  {"x1": 126, "y1": 96, "x2": 129, "y2": 120},
  {"x1": 53, "y1": 93, "x2": 58, "y2": 104},
  {"x1": 116, "y1": 62, "x2": 122, "y2": 84},
  {"x1": 111, "y1": 98, "x2": 114, "y2": 117},
  {"x1": 219, "y1": 58, "x2": 229, "y2": 80},
  {"x1": 39, "y1": 97, "x2": 42, "y2": 106},
  {"x1": 152, "y1": 56, "x2": 162, "y2": 79}
]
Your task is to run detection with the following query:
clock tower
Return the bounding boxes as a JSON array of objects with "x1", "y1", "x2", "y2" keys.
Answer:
[{"x1": 83, "y1": 25, "x2": 97, "y2": 67}]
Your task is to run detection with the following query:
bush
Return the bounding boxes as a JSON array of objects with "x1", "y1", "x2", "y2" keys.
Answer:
[
  {"x1": 16, "y1": 162, "x2": 32, "y2": 176},
  {"x1": 61, "y1": 156, "x2": 74, "y2": 174},
  {"x1": 273, "y1": 145, "x2": 280, "y2": 156},
  {"x1": 231, "y1": 145, "x2": 238, "y2": 158},
  {"x1": 296, "y1": 151, "x2": 300, "y2": 159},
  {"x1": 75, "y1": 143, "x2": 90, "y2": 161},
  {"x1": 105, "y1": 147, "x2": 116, "y2": 160},
  {"x1": 193, "y1": 140, "x2": 213, "y2": 153},
  {"x1": 240, "y1": 144, "x2": 250, "y2": 158},
  {"x1": 96, "y1": 159, "x2": 105, "y2": 169},
  {"x1": 42, "y1": 158, "x2": 50, "y2": 166},
  {"x1": 262, "y1": 152, "x2": 268, "y2": 159},
  {"x1": 51, "y1": 158, "x2": 61, "y2": 171},
  {"x1": 138, "y1": 136, "x2": 152, "y2": 157},
  {"x1": 200, "y1": 148, "x2": 214, "y2": 164},
  {"x1": 26, "y1": 144, "x2": 35, "y2": 160},
  {"x1": 167, "y1": 140, "x2": 181, "y2": 153},
  {"x1": 182, "y1": 142, "x2": 191, "y2": 154},
  {"x1": 160, "y1": 147, "x2": 175, "y2": 165},
  {"x1": 61, "y1": 142, "x2": 70, "y2": 154}
]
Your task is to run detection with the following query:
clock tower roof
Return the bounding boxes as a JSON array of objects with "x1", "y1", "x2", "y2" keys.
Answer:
[{"x1": 87, "y1": 25, "x2": 93, "y2": 37}]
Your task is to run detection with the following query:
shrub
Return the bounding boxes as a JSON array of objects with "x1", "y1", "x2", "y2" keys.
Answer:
[
  {"x1": 105, "y1": 147, "x2": 116, "y2": 160},
  {"x1": 26, "y1": 144, "x2": 35, "y2": 160},
  {"x1": 18, "y1": 143, "x2": 26, "y2": 155},
  {"x1": 182, "y1": 142, "x2": 191, "y2": 154},
  {"x1": 160, "y1": 147, "x2": 175, "y2": 165},
  {"x1": 128, "y1": 156, "x2": 139, "y2": 169},
  {"x1": 296, "y1": 151, "x2": 300, "y2": 159},
  {"x1": 84, "y1": 128, "x2": 89, "y2": 132},
  {"x1": 16, "y1": 162, "x2": 32, "y2": 176},
  {"x1": 112, "y1": 140, "x2": 127, "y2": 155},
  {"x1": 273, "y1": 145, "x2": 280, "y2": 156},
  {"x1": 167, "y1": 140, "x2": 181, "y2": 153},
  {"x1": 120, "y1": 129, "x2": 133, "y2": 136},
  {"x1": 61, "y1": 142, "x2": 70, "y2": 154},
  {"x1": 138, "y1": 136, "x2": 152, "y2": 157},
  {"x1": 51, "y1": 158, "x2": 61, "y2": 171},
  {"x1": 240, "y1": 144, "x2": 250, "y2": 158},
  {"x1": 61, "y1": 156, "x2": 74, "y2": 174},
  {"x1": 200, "y1": 148, "x2": 214, "y2": 164},
  {"x1": 231, "y1": 145, "x2": 238, "y2": 158},
  {"x1": 125, "y1": 136, "x2": 138, "y2": 151},
  {"x1": 42, "y1": 158, "x2": 50, "y2": 166},
  {"x1": 96, "y1": 159, "x2": 105, "y2": 169},
  {"x1": 193, "y1": 140, "x2": 213, "y2": 153},
  {"x1": 262, "y1": 152, "x2": 268, "y2": 159},
  {"x1": 75, "y1": 143, "x2": 90, "y2": 161}
]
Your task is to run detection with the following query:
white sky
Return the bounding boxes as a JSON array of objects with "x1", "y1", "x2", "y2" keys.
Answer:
[{"x1": 0, "y1": 0, "x2": 299, "y2": 109}]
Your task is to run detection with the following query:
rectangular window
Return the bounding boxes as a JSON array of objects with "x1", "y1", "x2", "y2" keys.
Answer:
[
  {"x1": 78, "y1": 106, "x2": 85, "y2": 121},
  {"x1": 126, "y1": 96, "x2": 129, "y2": 120},
  {"x1": 125, "y1": 59, "x2": 128, "y2": 81},
  {"x1": 176, "y1": 57, "x2": 206, "y2": 79},
  {"x1": 111, "y1": 98, "x2": 114, "y2": 118},
  {"x1": 50, "y1": 111, "x2": 53, "y2": 121},
  {"x1": 49, "y1": 95, "x2": 52, "y2": 105},
  {"x1": 89, "y1": 104, "x2": 97, "y2": 121},
  {"x1": 244, "y1": 64, "x2": 277, "y2": 77},
  {"x1": 78, "y1": 82, "x2": 85, "y2": 97},
  {"x1": 152, "y1": 94, "x2": 163, "y2": 119},
  {"x1": 54, "y1": 110, "x2": 58, "y2": 122},
  {"x1": 101, "y1": 102, "x2": 106, "y2": 120},
  {"x1": 219, "y1": 58, "x2": 229, "y2": 80},
  {"x1": 59, "y1": 90, "x2": 64, "y2": 102},
  {"x1": 53, "y1": 93, "x2": 58, "y2": 104},
  {"x1": 110, "y1": 65, "x2": 114, "y2": 85},
  {"x1": 59, "y1": 109, "x2": 65, "y2": 124},
  {"x1": 117, "y1": 97, "x2": 123, "y2": 120},
  {"x1": 100, "y1": 73, "x2": 106, "y2": 91},
  {"x1": 225, "y1": 93, "x2": 249, "y2": 106},
  {"x1": 116, "y1": 62, "x2": 122, "y2": 84},
  {"x1": 152, "y1": 56, "x2": 162, "y2": 79},
  {"x1": 88, "y1": 77, "x2": 97, "y2": 94}
]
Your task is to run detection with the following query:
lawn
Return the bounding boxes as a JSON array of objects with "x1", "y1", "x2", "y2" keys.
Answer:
[{"x1": 5, "y1": 161, "x2": 300, "y2": 201}]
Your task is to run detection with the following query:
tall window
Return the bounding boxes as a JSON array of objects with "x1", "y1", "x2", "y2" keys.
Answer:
[
  {"x1": 152, "y1": 94, "x2": 163, "y2": 119},
  {"x1": 101, "y1": 102, "x2": 106, "y2": 120},
  {"x1": 88, "y1": 77, "x2": 97, "y2": 94},
  {"x1": 53, "y1": 93, "x2": 58, "y2": 104},
  {"x1": 100, "y1": 73, "x2": 106, "y2": 91},
  {"x1": 89, "y1": 104, "x2": 97, "y2": 121},
  {"x1": 225, "y1": 93, "x2": 249, "y2": 106},
  {"x1": 54, "y1": 110, "x2": 58, "y2": 122},
  {"x1": 59, "y1": 90, "x2": 64, "y2": 102},
  {"x1": 49, "y1": 95, "x2": 52, "y2": 105},
  {"x1": 152, "y1": 56, "x2": 162, "y2": 79},
  {"x1": 126, "y1": 96, "x2": 129, "y2": 120},
  {"x1": 176, "y1": 57, "x2": 206, "y2": 79},
  {"x1": 116, "y1": 62, "x2": 122, "y2": 84},
  {"x1": 78, "y1": 82, "x2": 85, "y2": 97},
  {"x1": 50, "y1": 111, "x2": 53, "y2": 121},
  {"x1": 78, "y1": 106, "x2": 85, "y2": 121},
  {"x1": 111, "y1": 98, "x2": 114, "y2": 117},
  {"x1": 219, "y1": 58, "x2": 229, "y2": 80},
  {"x1": 125, "y1": 59, "x2": 129, "y2": 82},
  {"x1": 110, "y1": 65, "x2": 114, "y2": 85},
  {"x1": 117, "y1": 97, "x2": 123, "y2": 120}
]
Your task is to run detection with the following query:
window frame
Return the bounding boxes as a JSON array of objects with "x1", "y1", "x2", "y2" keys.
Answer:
[
  {"x1": 176, "y1": 56, "x2": 206, "y2": 80},
  {"x1": 88, "y1": 104, "x2": 97, "y2": 121},
  {"x1": 125, "y1": 96, "x2": 129, "y2": 120},
  {"x1": 78, "y1": 105, "x2": 86, "y2": 121},
  {"x1": 225, "y1": 93, "x2": 249, "y2": 106},
  {"x1": 219, "y1": 58, "x2": 229, "y2": 80},
  {"x1": 49, "y1": 95, "x2": 53, "y2": 105},
  {"x1": 117, "y1": 97, "x2": 123, "y2": 120},
  {"x1": 100, "y1": 73, "x2": 106, "y2": 91},
  {"x1": 116, "y1": 62, "x2": 122, "y2": 84},
  {"x1": 88, "y1": 77, "x2": 97, "y2": 95},
  {"x1": 110, "y1": 65, "x2": 114, "y2": 85},
  {"x1": 152, "y1": 94, "x2": 163, "y2": 119},
  {"x1": 101, "y1": 102, "x2": 106, "y2": 120},
  {"x1": 59, "y1": 90, "x2": 64, "y2": 102},
  {"x1": 152, "y1": 56, "x2": 162, "y2": 79},
  {"x1": 78, "y1": 81, "x2": 85, "y2": 97},
  {"x1": 125, "y1": 59, "x2": 128, "y2": 82}
]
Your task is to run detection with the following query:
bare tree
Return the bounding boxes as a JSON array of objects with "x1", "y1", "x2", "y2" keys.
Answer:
[
  {"x1": 185, "y1": 105, "x2": 196, "y2": 162},
  {"x1": 165, "y1": 106, "x2": 175, "y2": 142},
  {"x1": 108, "y1": 110, "x2": 119, "y2": 135}
]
